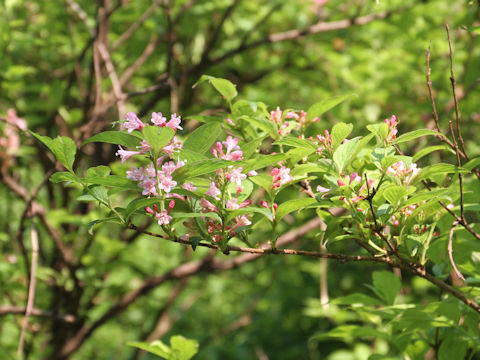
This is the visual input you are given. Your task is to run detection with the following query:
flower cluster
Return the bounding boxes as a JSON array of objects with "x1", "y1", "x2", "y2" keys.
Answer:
[
  {"x1": 145, "y1": 203, "x2": 173, "y2": 226},
  {"x1": 269, "y1": 107, "x2": 319, "y2": 136},
  {"x1": 385, "y1": 115, "x2": 398, "y2": 143},
  {"x1": 387, "y1": 160, "x2": 419, "y2": 184},
  {"x1": 313, "y1": 129, "x2": 333, "y2": 155},
  {"x1": 271, "y1": 166, "x2": 293, "y2": 188}
]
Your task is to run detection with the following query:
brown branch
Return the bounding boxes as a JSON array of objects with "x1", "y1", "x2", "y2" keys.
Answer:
[
  {"x1": 445, "y1": 24, "x2": 466, "y2": 221},
  {"x1": 120, "y1": 35, "x2": 160, "y2": 86},
  {"x1": 448, "y1": 221, "x2": 465, "y2": 281},
  {"x1": 210, "y1": 10, "x2": 396, "y2": 66},
  {"x1": 0, "y1": 305, "x2": 75, "y2": 323},
  {"x1": 111, "y1": 1, "x2": 161, "y2": 51},
  {"x1": 445, "y1": 24, "x2": 467, "y2": 158},
  {"x1": 17, "y1": 224, "x2": 39, "y2": 359},
  {"x1": 426, "y1": 43, "x2": 441, "y2": 133}
]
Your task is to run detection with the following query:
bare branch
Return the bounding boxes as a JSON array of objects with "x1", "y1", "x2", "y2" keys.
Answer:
[
  {"x1": 17, "y1": 224, "x2": 39, "y2": 359},
  {"x1": 111, "y1": 1, "x2": 161, "y2": 51},
  {"x1": 448, "y1": 221, "x2": 465, "y2": 282},
  {"x1": 120, "y1": 35, "x2": 160, "y2": 86},
  {"x1": 0, "y1": 306, "x2": 75, "y2": 323}
]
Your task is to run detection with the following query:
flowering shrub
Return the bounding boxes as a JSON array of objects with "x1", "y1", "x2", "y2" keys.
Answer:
[{"x1": 30, "y1": 76, "x2": 480, "y2": 357}]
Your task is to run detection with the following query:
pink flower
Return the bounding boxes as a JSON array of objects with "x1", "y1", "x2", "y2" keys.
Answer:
[
  {"x1": 123, "y1": 112, "x2": 144, "y2": 133},
  {"x1": 271, "y1": 166, "x2": 293, "y2": 188},
  {"x1": 349, "y1": 172, "x2": 361, "y2": 184},
  {"x1": 116, "y1": 146, "x2": 141, "y2": 163},
  {"x1": 230, "y1": 215, "x2": 252, "y2": 231},
  {"x1": 316, "y1": 185, "x2": 330, "y2": 193},
  {"x1": 166, "y1": 113, "x2": 183, "y2": 130},
  {"x1": 138, "y1": 140, "x2": 152, "y2": 153},
  {"x1": 226, "y1": 199, "x2": 240, "y2": 210},
  {"x1": 387, "y1": 161, "x2": 419, "y2": 184},
  {"x1": 6, "y1": 109, "x2": 27, "y2": 130},
  {"x1": 286, "y1": 111, "x2": 299, "y2": 120},
  {"x1": 126, "y1": 167, "x2": 144, "y2": 181},
  {"x1": 222, "y1": 136, "x2": 240, "y2": 153},
  {"x1": 155, "y1": 210, "x2": 172, "y2": 226},
  {"x1": 200, "y1": 198, "x2": 218, "y2": 212},
  {"x1": 182, "y1": 181, "x2": 196, "y2": 191},
  {"x1": 248, "y1": 170, "x2": 258, "y2": 176},
  {"x1": 151, "y1": 112, "x2": 167, "y2": 126},
  {"x1": 270, "y1": 107, "x2": 282, "y2": 123},
  {"x1": 385, "y1": 115, "x2": 398, "y2": 143},
  {"x1": 140, "y1": 178, "x2": 158, "y2": 196},
  {"x1": 226, "y1": 167, "x2": 246, "y2": 186},
  {"x1": 212, "y1": 137, "x2": 243, "y2": 161},
  {"x1": 206, "y1": 181, "x2": 221, "y2": 200},
  {"x1": 158, "y1": 173, "x2": 177, "y2": 193}
]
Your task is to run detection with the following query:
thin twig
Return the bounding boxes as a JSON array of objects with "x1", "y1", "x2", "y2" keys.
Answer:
[
  {"x1": 111, "y1": 0, "x2": 161, "y2": 51},
  {"x1": 426, "y1": 43, "x2": 441, "y2": 132},
  {"x1": 445, "y1": 24, "x2": 466, "y2": 222},
  {"x1": 17, "y1": 223, "x2": 39, "y2": 360},
  {"x1": 0, "y1": 305, "x2": 75, "y2": 323},
  {"x1": 448, "y1": 221, "x2": 465, "y2": 281},
  {"x1": 446, "y1": 24, "x2": 468, "y2": 158}
]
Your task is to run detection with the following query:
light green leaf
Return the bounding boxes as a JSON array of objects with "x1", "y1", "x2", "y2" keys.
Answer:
[
  {"x1": 86, "y1": 175, "x2": 138, "y2": 189},
  {"x1": 225, "y1": 206, "x2": 273, "y2": 223},
  {"x1": 89, "y1": 186, "x2": 109, "y2": 205},
  {"x1": 127, "y1": 341, "x2": 171, "y2": 359},
  {"x1": 30, "y1": 131, "x2": 77, "y2": 172},
  {"x1": 242, "y1": 154, "x2": 289, "y2": 172},
  {"x1": 86, "y1": 165, "x2": 111, "y2": 178},
  {"x1": 194, "y1": 75, "x2": 237, "y2": 102},
  {"x1": 393, "y1": 129, "x2": 442, "y2": 144},
  {"x1": 142, "y1": 125, "x2": 175, "y2": 156},
  {"x1": 412, "y1": 145, "x2": 453, "y2": 162},
  {"x1": 232, "y1": 100, "x2": 255, "y2": 118},
  {"x1": 174, "y1": 159, "x2": 236, "y2": 181},
  {"x1": 183, "y1": 122, "x2": 222, "y2": 154},
  {"x1": 463, "y1": 156, "x2": 480, "y2": 171},
  {"x1": 241, "y1": 136, "x2": 266, "y2": 160},
  {"x1": 50, "y1": 171, "x2": 82, "y2": 184},
  {"x1": 250, "y1": 174, "x2": 273, "y2": 199},
  {"x1": 367, "y1": 123, "x2": 389, "y2": 141},
  {"x1": 178, "y1": 149, "x2": 208, "y2": 163},
  {"x1": 171, "y1": 212, "x2": 221, "y2": 223},
  {"x1": 306, "y1": 94, "x2": 352, "y2": 122},
  {"x1": 88, "y1": 217, "x2": 121, "y2": 235},
  {"x1": 372, "y1": 271, "x2": 402, "y2": 305},
  {"x1": 414, "y1": 163, "x2": 468, "y2": 183},
  {"x1": 438, "y1": 332, "x2": 467, "y2": 360},
  {"x1": 81, "y1": 131, "x2": 140, "y2": 148},
  {"x1": 382, "y1": 185, "x2": 406, "y2": 206},
  {"x1": 331, "y1": 122, "x2": 353, "y2": 148},
  {"x1": 274, "y1": 137, "x2": 317, "y2": 150},
  {"x1": 240, "y1": 116, "x2": 277, "y2": 139},
  {"x1": 276, "y1": 198, "x2": 317, "y2": 221},
  {"x1": 170, "y1": 335, "x2": 199, "y2": 360},
  {"x1": 125, "y1": 197, "x2": 162, "y2": 219},
  {"x1": 333, "y1": 137, "x2": 360, "y2": 172}
]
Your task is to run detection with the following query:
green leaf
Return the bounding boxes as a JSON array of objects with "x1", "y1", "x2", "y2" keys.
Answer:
[
  {"x1": 333, "y1": 137, "x2": 360, "y2": 172},
  {"x1": 438, "y1": 332, "x2": 467, "y2": 360},
  {"x1": 382, "y1": 185, "x2": 406, "y2": 206},
  {"x1": 86, "y1": 175, "x2": 138, "y2": 189},
  {"x1": 194, "y1": 75, "x2": 237, "y2": 102},
  {"x1": 232, "y1": 100, "x2": 256, "y2": 118},
  {"x1": 414, "y1": 163, "x2": 468, "y2": 183},
  {"x1": 87, "y1": 216, "x2": 120, "y2": 235},
  {"x1": 50, "y1": 171, "x2": 81, "y2": 184},
  {"x1": 276, "y1": 198, "x2": 317, "y2": 221},
  {"x1": 81, "y1": 131, "x2": 140, "y2": 148},
  {"x1": 367, "y1": 123, "x2": 389, "y2": 141},
  {"x1": 274, "y1": 137, "x2": 317, "y2": 150},
  {"x1": 372, "y1": 271, "x2": 402, "y2": 305},
  {"x1": 86, "y1": 165, "x2": 111, "y2": 178},
  {"x1": 225, "y1": 206, "x2": 273, "y2": 223},
  {"x1": 242, "y1": 154, "x2": 289, "y2": 172},
  {"x1": 393, "y1": 129, "x2": 442, "y2": 144},
  {"x1": 30, "y1": 131, "x2": 77, "y2": 172},
  {"x1": 306, "y1": 94, "x2": 352, "y2": 122},
  {"x1": 173, "y1": 159, "x2": 236, "y2": 181},
  {"x1": 240, "y1": 116, "x2": 277, "y2": 139},
  {"x1": 127, "y1": 341, "x2": 171, "y2": 359},
  {"x1": 250, "y1": 174, "x2": 273, "y2": 199},
  {"x1": 330, "y1": 122, "x2": 353, "y2": 148},
  {"x1": 241, "y1": 136, "x2": 266, "y2": 160},
  {"x1": 142, "y1": 125, "x2": 175, "y2": 156},
  {"x1": 178, "y1": 149, "x2": 208, "y2": 163},
  {"x1": 170, "y1": 335, "x2": 199, "y2": 360},
  {"x1": 331, "y1": 293, "x2": 382, "y2": 306},
  {"x1": 88, "y1": 186, "x2": 109, "y2": 205},
  {"x1": 172, "y1": 212, "x2": 221, "y2": 223},
  {"x1": 412, "y1": 145, "x2": 453, "y2": 162},
  {"x1": 463, "y1": 156, "x2": 480, "y2": 171},
  {"x1": 183, "y1": 122, "x2": 222, "y2": 154},
  {"x1": 125, "y1": 197, "x2": 161, "y2": 219}
]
